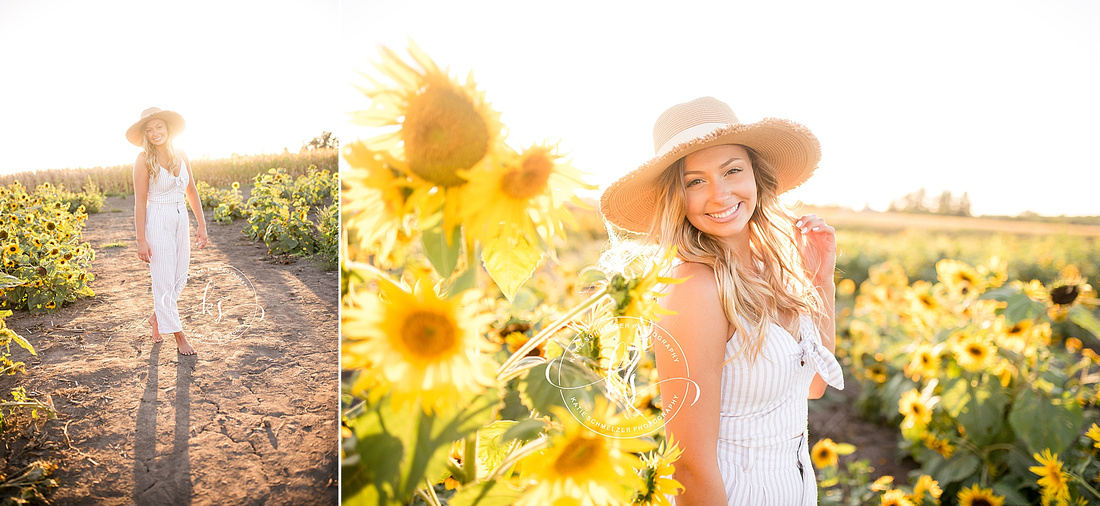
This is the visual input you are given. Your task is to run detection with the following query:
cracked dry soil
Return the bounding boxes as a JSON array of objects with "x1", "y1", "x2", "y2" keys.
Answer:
[{"x1": 0, "y1": 195, "x2": 338, "y2": 505}]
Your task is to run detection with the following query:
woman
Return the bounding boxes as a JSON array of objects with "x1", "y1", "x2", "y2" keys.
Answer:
[
  {"x1": 127, "y1": 107, "x2": 208, "y2": 356},
  {"x1": 600, "y1": 97, "x2": 843, "y2": 504}
]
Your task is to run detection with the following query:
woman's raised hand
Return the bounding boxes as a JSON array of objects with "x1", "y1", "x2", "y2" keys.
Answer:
[{"x1": 795, "y1": 214, "x2": 836, "y2": 285}]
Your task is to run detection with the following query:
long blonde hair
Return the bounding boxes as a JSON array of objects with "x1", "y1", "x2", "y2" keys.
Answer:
[
  {"x1": 140, "y1": 122, "x2": 178, "y2": 183},
  {"x1": 650, "y1": 145, "x2": 826, "y2": 363}
]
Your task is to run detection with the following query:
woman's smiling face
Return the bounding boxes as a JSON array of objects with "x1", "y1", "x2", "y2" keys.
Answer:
[
  {"x1": 144, "y1": 118, "x2": 168, "y2": 146},
  {"x1": 681, "y1": 144, "x2": 757, "y2": 248}
]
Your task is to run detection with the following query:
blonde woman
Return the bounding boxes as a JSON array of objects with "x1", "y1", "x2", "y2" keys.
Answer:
[
  {"x1": 127, "y1": 107, "x2": 207, "y2": 356},
  {"x1": 600, "y1": 97, "x2": 843, "y2": 505}
]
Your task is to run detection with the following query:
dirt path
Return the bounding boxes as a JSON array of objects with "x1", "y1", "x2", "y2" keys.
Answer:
[{"x1": 0, "y1": 195, "x2": 338, "y2": 505}]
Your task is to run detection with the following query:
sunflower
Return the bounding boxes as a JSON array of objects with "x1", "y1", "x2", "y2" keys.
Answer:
[
  {"x1": 866, "y1": 362, "x2": 888, "y2": 384},
  {"x1": 1030, "y1": 449, "x2": 1070, "y2": 506},
  {"x1": 937, "y1": 259, "x2": 984, "y2": 298},
  {"x1": 953, "y1": 332, "x2": 995, "y2": 373},
  {"x1": 956, "y1": 484, "x2": 1005, "y2": 506},
  {"x1": 3, "y1": 244, "x2": 18, "y2": 256},
  {"x1": 609, "y1": 247, "x2": 683, "y2": 322},
  {"x1": 341, "y1": 276, "x2": 497, "y2": 414},
  {"x1": 879, "y1": 489, "x2": 914, "y2": 506},
  {"x1": 341, "y1": 142, "x2": 427, "y2": 266},
  {"x1": 1085, "y1": 423, "x2": 1100, "y2": 450},
  {"x1": 633, "y1": 436, "x2": 684, "y2": 506},
  {"x1": 516, "y1": 403, "x2": 652, "y2": 506},
  {"x1": 232, "y1": 182, "x2": 240, "y2": 190},
  {"x1": 898, "y1": 389, "x2": 934, "y2": 429},
  {"x1": 904, "y1": 343, "x2": 941, "y2": 381},
  {"x1": 354, "y1": 41, "x2": 504, "y2": 188},
  {"x1": 922, "y1": 433, "x2": 956, "y2": 459},
  {"x1": 811, "y1": 438, "x2": 841, "y2": 469},
  {"x1": 909, "y1": 280, "x2": 942, "y2": 313},
  {"x1": 912, "y1": 474, "x2": 942, "y2": 504},
  {"x1": 459, "y1": 143, "x2": 594, "y2": 246}
]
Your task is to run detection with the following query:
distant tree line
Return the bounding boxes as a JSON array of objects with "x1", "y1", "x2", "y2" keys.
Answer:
[
  {"x1": 303, "y1": 131, "x2": 339, "y2": 151},
  {"x1": 887, "y1": 189, "x2": 972, "y2": 217}
]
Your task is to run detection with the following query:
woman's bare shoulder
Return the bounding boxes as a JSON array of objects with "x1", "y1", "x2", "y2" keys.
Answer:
[
  {"x1": 133, "y1": 152, "x2": 148, "y2": 171},
  {"x1": 663, "y1": 261, "x2": 723, "y2": 321},
  {"x1": 669, "y1": 261, "x2": 719, "y2": 297}
]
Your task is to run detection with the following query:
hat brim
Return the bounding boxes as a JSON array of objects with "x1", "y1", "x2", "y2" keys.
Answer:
[
  {"x1": 126, "y1": 110, "x2": 186, "y2": 146},
  {"x1": 600, "y1": 118, "x2": 821, "y2": 234}
]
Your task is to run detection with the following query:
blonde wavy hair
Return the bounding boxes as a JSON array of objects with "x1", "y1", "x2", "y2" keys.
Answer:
[
  {"x1": 649, "y1": 145, "x2": 827, "y2": 363},
  {"x1": 140, "y1": 121, "x2": 178, "y2": 183}
]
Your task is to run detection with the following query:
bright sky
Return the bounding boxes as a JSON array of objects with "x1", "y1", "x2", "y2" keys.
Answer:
[
  {"x1": 0, "y1": 0, "x2": 341, "y2": 175},
  {"x1": 341, "y1": 0, "x2": 1100, "y2": 217}
]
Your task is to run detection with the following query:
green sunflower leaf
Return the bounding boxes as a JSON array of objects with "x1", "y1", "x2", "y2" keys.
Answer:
[
  {"x1": 342, "y1": 391, "x2": 495, "y2": 505},
  {"x1": 421, "y1": 222, "x2": 462, "y2": 279},
  {"x1": 481, "y1": 232, "x2": 540, "y2": 302},
  {"x1": 1068, "y1": 305, "x2": 1100, "y2": 340},
  {"x1": 1008, "y1": 388, "x2": 1082, "y2": 456}
]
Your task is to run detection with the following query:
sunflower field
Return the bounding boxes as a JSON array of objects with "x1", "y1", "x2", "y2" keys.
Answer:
[
  {"x1": 839, "y1": 259, "x2": 1100, "y2": 505},
  {"x1": 243, "y1": 166, "x2": 338, "y2": 261},
  {"x1": 196, "y1": 166, "x2": 339, "y2": 267},
  {"x1": 0, "y1": 181, "x2": 96, "y2": 314}
]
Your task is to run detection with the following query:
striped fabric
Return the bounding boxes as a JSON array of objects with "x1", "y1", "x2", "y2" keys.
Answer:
[
  {"x1": 146, "y1": 161, "x2": 191, "y2": 333},
  {"x1": 717, "y1": 314, "x2": 844, "y2": 505}
]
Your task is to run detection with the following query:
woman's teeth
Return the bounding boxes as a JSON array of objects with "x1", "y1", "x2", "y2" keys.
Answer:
[{"x1": 708, "y1": 202, "x2": 740, "y2": 218}]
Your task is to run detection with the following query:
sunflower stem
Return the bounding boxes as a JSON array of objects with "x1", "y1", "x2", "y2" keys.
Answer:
[
  {"x1": 1075, "y1": 474, "x2": 1100, "y2": 501},
  {"x1": 463, "y1": 435, "x2": 478, "y2": 484},
  {"x1": 422, "y1": 479, "x2": 442, "y2": 506},
  {"x1": 497, "y1": 287, "x2": 609, "y2": 379}
]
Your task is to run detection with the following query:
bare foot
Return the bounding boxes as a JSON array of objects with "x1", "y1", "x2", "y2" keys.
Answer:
[
  {"x1": 173, "y1": 332, "x2": 196, "y2": 356},
  {"x1": 148, "y1": 313, "x2": 163, "y2": 343}
]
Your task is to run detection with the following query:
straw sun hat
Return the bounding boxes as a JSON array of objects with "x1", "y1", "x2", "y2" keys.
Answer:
[
  {"x1": 125, "y1": 107, "x2": 186, "y2": 146},
  {"x1": 599, "y1": 96, "x2": 821, "y2": 233}
]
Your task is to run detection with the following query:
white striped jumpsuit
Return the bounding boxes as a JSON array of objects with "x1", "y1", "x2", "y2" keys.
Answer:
[
  {"x1": 145, "y1": 160, "x2": 191, "y2": 334},
  {"x1": 717, "y1": 314, "x2": 844, "y2": 505}
]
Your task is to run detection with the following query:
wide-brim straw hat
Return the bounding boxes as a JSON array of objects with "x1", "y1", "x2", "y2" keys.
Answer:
[
  {"x1": 125, "y1": 107, "x2": 186, "y2": 146},
  {"x1": 600, "y1": 96, "x2": 821, "y2": 233}
]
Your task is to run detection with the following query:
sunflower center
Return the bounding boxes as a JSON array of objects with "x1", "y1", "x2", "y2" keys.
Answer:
[
  {"x1": 403, "y1": 86, "x2": 489, "y2": 187},
  {"x1": 972, "y1": 499, "x2": 993, "y2": 506},
  {"x1": 400, "y1": 310, "x2": 458, "y2": 360},
  {"x1": 501, "y1": 152, "x2": 553, "y2": 200},
  {"x1": 966, "y1": 344, "x2": 985, "y2": 359},
  {"x1": 1050, "y1": 284, "x2": 1080, "y2": 305},
  {"x1": 553, "y1": 435, "x2": 601, "y2": 475}
]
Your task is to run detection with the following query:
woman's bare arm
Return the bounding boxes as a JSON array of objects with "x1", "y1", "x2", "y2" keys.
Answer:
[
  {"x1": 653, "y1": 261, "x2": 728, "y2": 504},
  {"x1": 133, "y1": 155, "x2": 152, "y2": 263},
  {"x1": 179, "y1": 150, "x2": 208, "y2": 249}
]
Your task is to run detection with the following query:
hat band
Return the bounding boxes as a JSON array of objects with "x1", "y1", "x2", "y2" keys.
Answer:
[{"x1": 655, "y1": 122, "x2": 728, "y2": 157}]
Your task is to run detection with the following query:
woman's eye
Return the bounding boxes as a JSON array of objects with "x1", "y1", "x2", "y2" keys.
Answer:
[
  {"x1": 725, "y1": 167, "x2": 742, "y2": 176},
  {"x1": 685, "y1": 178, "x2": 703, "y2": 187}
]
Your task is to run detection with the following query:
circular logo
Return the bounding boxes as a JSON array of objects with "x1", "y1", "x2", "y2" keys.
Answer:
[
  {"x1": 546, "y1": 316, "x2": 698, "y2": 438},
  {"x1": 173, "y1": 263, "x2": 264, "y2": 344}
]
